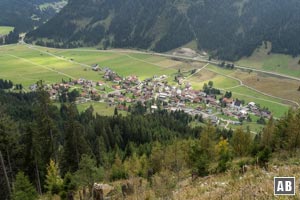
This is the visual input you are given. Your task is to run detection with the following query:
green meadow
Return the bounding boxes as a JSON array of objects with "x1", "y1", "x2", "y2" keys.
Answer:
[
  {"x1": 0, "y1": 26, "x2": 14, "y2": 35},
  {"x1": 0, "y1": 45, "x2": 177, "y2": 89},
  {"x1": 228, "y1": 86, "x2": 289, "y2": 117},
  {"x1": 76, "y1": 102, "x2": 127, "y2": 116},
  {"x1": 237, "y1": 43, "x2": 300, "y2": 78}
]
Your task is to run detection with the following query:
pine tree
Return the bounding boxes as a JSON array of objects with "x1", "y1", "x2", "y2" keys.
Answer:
[
  {"x1": 0, "y1": 111, "x2": 19, "y2": 198},
  {"x1": 60, "y1": 172, "x2": 76, "y2": 200},
  {"x1": 199, "y1": 121, "x2": 216, "y2": 157},
  {"x1": 260, "y1": 116, "x2": 276, "y2": 150},
  {"x1": 45, "y1": 159, "x2": 63, "y2": 195},
  {"x1": 62, "y1": 104, "x2": 90, "y2": 174},
  {"x1": 75, "y1": 155, "x2": 104, "y2": 198},
  {"x1": 22, "y1": 123, "x2": 43, "y2": 195},
  {"x1": 231, "y1": 127, "x2": 252, "y2": 156},
  {"x1": 150, "y1": 142, "x2": 164, "y2": 173},
  {"x1": 110, "y1": 153, "x2": 127, "y2": 181},
  {"x1": 114, "y1": 107, "x2": 118, "y2": 116},
  {"x1": 34, "y1": 89, "x2": 59, "y2": 164},
  {"x1": 188, "y1": 122, "x2": 216, "y2": 177},
  {"x1": 215, "y1": 138, "x2": 232, "y2": 173},
  {"x1": 286, "y1": 109, "x2": 300, "y2": 153},
  {"x1": 12, "y1": 172, "x2": 38, "y2": 200}
]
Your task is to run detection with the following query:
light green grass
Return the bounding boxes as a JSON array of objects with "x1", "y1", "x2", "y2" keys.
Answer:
[
  {"x1": 0, "y1": 26, "x2": 14, "y2": 35},
  {"x1": 228, "y1": 122, "x2": 264, "y2": 133},
  {"x1": 228, "y1": 86, "x2": 289, "y2": 117},
  {"x1": 206, "y1": 64, "x2": 236, "y2": 75},
  {"x1": 54, "y1": 50, "x2": 177, "y2": 80},
  {"x1": 0, "y1": 45, "x2": 176, "y2": 88},
  {"x1": 188, "y1": 74, "x2": 240, "y2": 90},
  {"x1": 237, "y1": 44, "x2": 300, "y2": 78},
  {"x1": 230, "y1": 86, "x2": 284, "y2": 104},
  {"x1": 77, "y1": 102, "x2": 127, "y2": 116}
]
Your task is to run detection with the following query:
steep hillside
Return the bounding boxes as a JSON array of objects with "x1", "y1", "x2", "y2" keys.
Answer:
[
  {"x1": 26, "y1": 0, "x2": 300, "y2": 60},
  {"x1": 0, "y1": 0, "x2": 67, "y2": 32}
]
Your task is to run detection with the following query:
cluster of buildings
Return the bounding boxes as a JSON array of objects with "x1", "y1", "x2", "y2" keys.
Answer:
[{"x1": 28, "y1": 65, "x2": 272, "y2": 126}]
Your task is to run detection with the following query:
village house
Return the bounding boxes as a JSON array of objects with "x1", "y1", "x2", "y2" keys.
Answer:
[
  {"x1": 222, "y1": 97, "x2": 233, "y2": 105},
  {"x1": 112, "y1": 85, "x2": 121, "y2": 90},
  {"x1": 91, "y1": 64, "x2": 100, "y2": 71},
  {"x1": 29, "y1": 84, "x2": 38, "y2": 91},
  {"x1": 231, "y1": 99, "x2": 243, "y2": 110}
]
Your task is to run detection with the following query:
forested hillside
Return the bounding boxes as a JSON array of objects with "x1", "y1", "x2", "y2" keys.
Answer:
[
  {"x1": 1, "y1": 82, "x2": 300, "y2": 199},
  {"x1": 0, "y1": 0, "x2": 67, "y2": 32},
  {"x1": 26, "y1": 0, "x2": 300, "y2": 60}
]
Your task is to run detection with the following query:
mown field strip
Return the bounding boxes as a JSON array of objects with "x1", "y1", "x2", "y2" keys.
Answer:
[
  {"x1": 6, "y1": 54, "x2": 75, "y2": 79},
  {"x1": 27, "y1": 45, "x2": 90, "y2": 68},
  {"x1": 206, "y1": 66, "x2": 299, "y2": 107}
]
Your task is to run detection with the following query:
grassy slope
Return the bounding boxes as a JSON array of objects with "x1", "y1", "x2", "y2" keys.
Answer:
[
  {"x1": 237, "y1": 42, "x2": 300, "y2": 78},
  {"x1": 173, "y1": 161, "x2": 300, "y2": 199},
  {"x1": 230, "y1": 86, "x2": 289, "y2": 117},
  {"x1": 0, "y1": 26, "x2": 14, "y2": 35}
]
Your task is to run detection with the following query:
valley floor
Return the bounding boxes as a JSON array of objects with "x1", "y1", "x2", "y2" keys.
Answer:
[{"x1": 0, "y1": 44, "x2": 299, "y2": 132}]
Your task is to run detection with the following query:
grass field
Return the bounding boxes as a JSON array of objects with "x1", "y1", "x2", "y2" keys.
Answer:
[
  {"x1": 77, "y1": 102, "x2": 127, "y2": 116},
  {"x1": 0, "y1": 45, "x2": 177, "y2": 88},
  {"x1": 188, "y1": 70, "x2": 240, "y2": 90},
  {"x1": 237, "y1": 42, "x2": 300, "y2": 78},
  {"x1": 230, "y1": 86, "x2": 289, "y2": 117},
  {"x1": 0, "y1": 26, "x2": 14, "y2": 35},
  {"x1": 229, "y1": 70, "x2": 300, "y2": 104}
]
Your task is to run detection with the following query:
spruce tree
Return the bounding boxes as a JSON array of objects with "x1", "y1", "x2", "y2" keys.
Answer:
[
  {"x1": 260, "y1": 116, "x2": 276, "y2": 150},
  {"x1": 12, "y1": 172, "x2": 38, "y2": 200},
  {"x1": 231, "y1": 127, "x2": 252, "y2": 156},
  {"x1": 45, "y1": 159, "x2": 63, "y2": 195}
]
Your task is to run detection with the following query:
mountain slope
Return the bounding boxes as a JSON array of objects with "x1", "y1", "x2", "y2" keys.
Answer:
[
  {"x1": 0, "y1": 0, "x2": 67, "y2": 32},
  {"x1": 26, "y1": 0, "x2": 300, "y2": 60}
]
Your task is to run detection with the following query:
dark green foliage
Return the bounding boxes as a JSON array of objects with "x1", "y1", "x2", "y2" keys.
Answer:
[
  {"x1": 12, "y1": 172, "x2": 38, "y2": 200},
  {"x1": 61, "y1": 104, "x2": 91, "y2": 174},
  {"x1": 0, "y1": 0, "x2": 66, "y2": 32},
  {"x1": 60, "y1": 172, "x2": 76, "y2": 200},
  {"x1": 26, "y1": 0, "x2": 300, "y2": 60},
  {"x1": 0, "y1": 79, "x2": 13, "y2": 89},
  {"x1": 224, "y1": 91, "x2": 232, "y2": 99},
  {"x1": 257, "y1": 117, "x2": 266, "y2": 125},
  {"x1": 188, "y1": 142, "x2": 210, "y2": 177},
  {"x1": 3, "y1": 29, "x2": 19, "y2": 44},
  {"x1": 216, "y1": 139, "x2": 232, "y2": 173},
  {"x1": 257, "y1": 147, "x2": 271, "y2": 168},
  {"x1": 74, "y1": 155, "x2": 104, "y2": 197}
]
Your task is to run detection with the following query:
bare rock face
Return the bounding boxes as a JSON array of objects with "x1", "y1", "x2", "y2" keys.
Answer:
[{"x1": 93, "y1": 183, "x2": 114, "y2": 200}]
